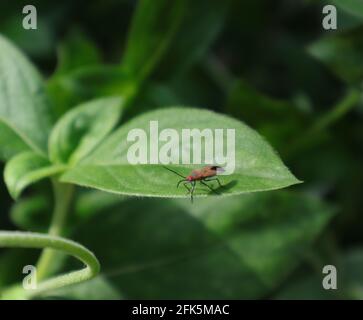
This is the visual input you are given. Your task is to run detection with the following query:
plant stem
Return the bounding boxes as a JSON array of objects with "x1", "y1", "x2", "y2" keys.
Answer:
[
  {"x1": 308, "y1": 88, "x2": 360, "y2": 134},
  {"x1": 36, "y1": 180, "x2": 74, "y2": 281},
  {"x1": 286, "y1": 88, "x2": 360, "y2": 158},
  {"x1": 0, "y1": 231, "x2": 100, "y2": 299}
]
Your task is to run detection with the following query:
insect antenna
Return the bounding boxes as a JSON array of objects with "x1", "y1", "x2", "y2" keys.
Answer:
[{"x1": 162, "y1": 166, "x2": 186, "y2": 179}]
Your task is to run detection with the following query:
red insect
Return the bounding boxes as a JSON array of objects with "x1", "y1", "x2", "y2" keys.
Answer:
[{"x1": 163, "y1": 166, "x2": 224, "y2": 203}]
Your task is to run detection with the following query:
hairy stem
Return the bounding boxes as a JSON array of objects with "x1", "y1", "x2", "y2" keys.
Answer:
[
  {"x1": 36, "y1": 180, "x2": 74, "y2": 281},
  {"x1": 0, "y1": 231, "x2": 100, "y2": 299}
]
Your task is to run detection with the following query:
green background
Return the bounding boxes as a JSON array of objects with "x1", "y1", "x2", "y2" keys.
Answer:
[{"x1": 0, "y1": 0, "x2": 362, "y2": 299}]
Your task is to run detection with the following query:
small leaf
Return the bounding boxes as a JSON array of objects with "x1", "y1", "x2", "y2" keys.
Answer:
[
  {"x1": 54, "y1": 29, "x2": 101, "y2": 76},
  {"x1": 46, "y1": 30, "x2": 102, "y2": 118},
  {"x1": 4, "y1": 152, "x2": 65, "y2": 199},
  {"x1": 0, "y1": 34, "x2": 54, "y2": 156},
  {"x1": 61, "y1": 107, "x2": 301, "y2": 197},
  {"x1": 48, "y1": 97, "x2": 124, "y2": 165}
]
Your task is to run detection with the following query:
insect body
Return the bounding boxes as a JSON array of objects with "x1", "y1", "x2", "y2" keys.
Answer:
[{"x1": 163, "y1": 166, "x2": 224, "y2": 203}]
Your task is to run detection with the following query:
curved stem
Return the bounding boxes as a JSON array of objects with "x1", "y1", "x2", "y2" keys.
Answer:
[
  {"x1": 36, "y1": 180, "x2": 74, "y2": 280},
  {"x1": 0, "y1": 231, "x2": 100, "y2": 299}
]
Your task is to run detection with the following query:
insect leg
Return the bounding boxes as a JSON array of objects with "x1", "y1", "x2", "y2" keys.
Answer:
[
  {"x1": 183, "y1": 181, "x2": 191, "y2": 193},
  {"x1": 177, "y1": 179, "x2": 187, "y2": 188},
  {"x1": 200, "y1": 180, "x2": 220, "y2": 195},
  {"x1": 190, "y1": 181, "x2": 196, "y2": 203},
  {"x1": 204, "y1": 177, "x2": 223, "y2": 188}
]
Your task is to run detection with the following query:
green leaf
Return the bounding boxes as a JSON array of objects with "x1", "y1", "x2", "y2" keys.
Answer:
[
  {"x1": 121, "y1": 0, "x2": 185, "y2": 82},
  {"x1": 4, "y1": 152, "x2": 65, "y2": 199},
  {"x1": 0, "y1": 34, "x2": 53, "y2": 156},
  {"x1": 48, "y1": 97, "x2": 124, "y2": 165},
  {"x1": 0, "y1": 121, "x2": 30, "y2": 161},
  {"x1": 330, "y1": 3, "x2": 363, "y2": 30},
  {"x1": 225, "y1": 79, "x2": 308, "y2": 150},
  {"x1": 226, "y1": 80, "x2": 301, "y2": 121},
  {"x1": 1, "y1": 14, "x2": 55, "y2": 59},
  {"x1": 276, "y1": 249, "x2": 363, "y2": 299},
  {"x1": 308, "y1": 27, "x2": 363, "y2": 84},
  {"x1": 61, "y1": 107, "x2": 300, "y2": 198},
  {"x1": 275, "y1": 274, "x2": 336, "y2": 300},
  {"x1": 331, "y1": 0, "x2": 363, "y2": 19},
  {"x1": 54, "y1": 29, "x2": 101, "y2": 76},
  {"x1": 41, "y1": 276, "x2": 123, "y2": 300},
  {"x1": 45, "y1": 29, "x2": 102, "y2": 119},
  {"x1": 156, "y1": 0, "x2": 231, "y2": 79},
  {"x1": 340, "y1": 249, "x2": 363, "y2": 299},
  {"x1": 173, "y1": 193, "x2": 335, "y2": 291},
  {"x1": 75, "y1": 190, "x2": 127, "y2": 221},
  {"x1": 52, "y1": 192, "x2": 333, "y2": 299},
  {"x1": 122, "y1": 0, "x2": 230, "y2": 82}
]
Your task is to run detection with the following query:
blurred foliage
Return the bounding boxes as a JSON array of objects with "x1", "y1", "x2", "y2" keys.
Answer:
[
  {"x1": 0, "y1": 0, "x2": 363, "y2": 299},
  {"x1": 47, "y1": 192, "x2": 334, "y2": 299}
]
